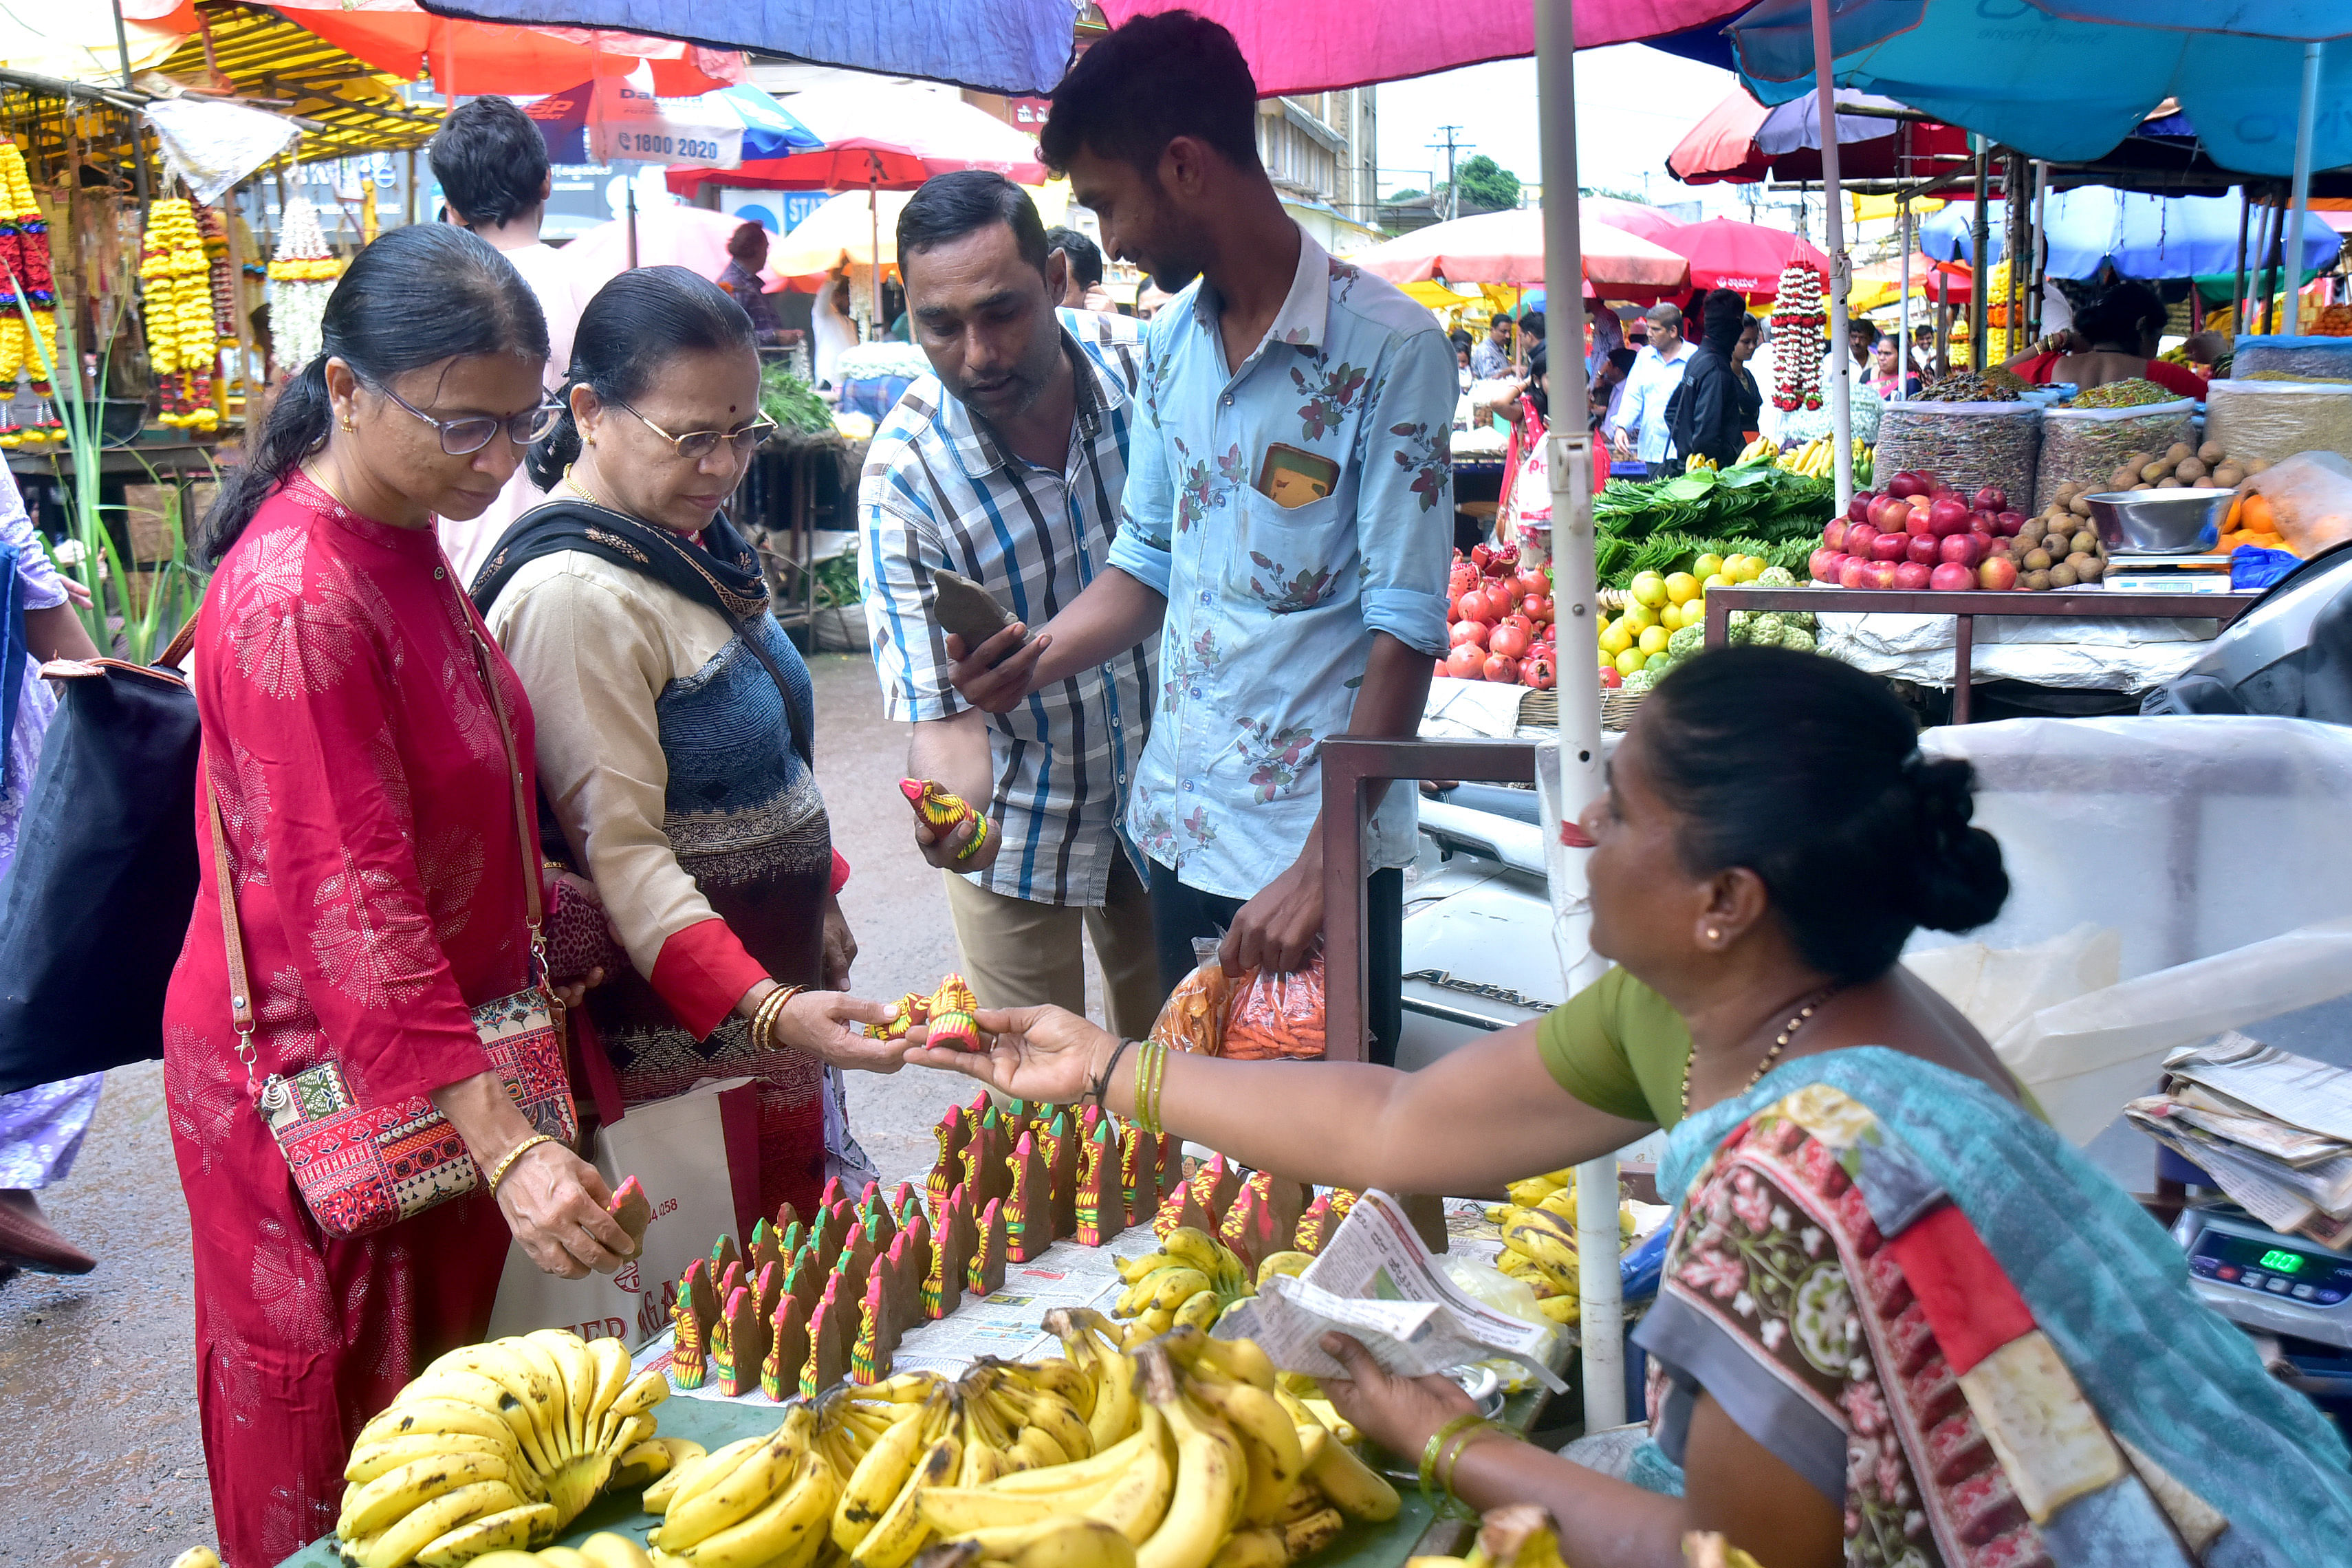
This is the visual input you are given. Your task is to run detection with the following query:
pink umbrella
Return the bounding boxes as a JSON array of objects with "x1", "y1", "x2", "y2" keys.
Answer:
[
  {"x1": 1580, "y1": 195, "x2": 1684, "y2": 244},
  {"x1": 661, "y1": 85, "x2": 1046, "y2": 194},
  {"x1": 558, "y1": 205, "x2": 785, "y2": 296},
  {"x1": 1349, "y1": 209, "x2": 1689, "y2": 298},
  {"x1": 1095, "y1": 0, "x2": 1745, "y2": 95}
]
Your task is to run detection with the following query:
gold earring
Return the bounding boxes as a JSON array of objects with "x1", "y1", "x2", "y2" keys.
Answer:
[
  {"x1": 1706, "y1": 928, "x2": 1721, "y2": 941},
  {"x1": 339, "y1": 415, "x2": 353, "y2": 431}
]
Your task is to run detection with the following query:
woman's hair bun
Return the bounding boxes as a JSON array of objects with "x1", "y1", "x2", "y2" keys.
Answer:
[{"x1": 1899, "y1": 754, "x2": 2010, "y2": 934}]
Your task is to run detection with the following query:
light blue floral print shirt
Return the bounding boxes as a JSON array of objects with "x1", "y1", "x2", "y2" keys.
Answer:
[{"x1": 1107, "y1": 226, "x2": 1455, "y2": 900}]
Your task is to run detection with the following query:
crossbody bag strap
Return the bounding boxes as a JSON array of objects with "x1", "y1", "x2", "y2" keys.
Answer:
[
  {"x1": 204, "y1": 765, "x2": 262, "y2": 1100},
  {"x1": 464, "y1": 627, "x2": 547, "y2": 970}
]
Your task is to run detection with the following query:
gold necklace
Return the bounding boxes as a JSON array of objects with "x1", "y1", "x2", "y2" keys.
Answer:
[
  {"x1": 1681, "y1": 983, "x2": 1840, "y2": 1115},
  {"x1": 563, "y1": 465, "x2": 606, "y2": 509}
]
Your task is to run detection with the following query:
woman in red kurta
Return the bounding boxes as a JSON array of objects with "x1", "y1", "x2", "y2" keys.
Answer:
[{"x1": 163, "y1": 226, "x2": 633, "y2": 1567}]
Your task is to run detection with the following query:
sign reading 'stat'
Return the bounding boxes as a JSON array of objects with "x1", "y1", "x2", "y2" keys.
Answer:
[{"x1": 590, "y1": 80, "x2": 743, "y2": 168}]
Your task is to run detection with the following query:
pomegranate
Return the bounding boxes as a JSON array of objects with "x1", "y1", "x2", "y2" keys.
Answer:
[
  {"x1": 1598, "y1": 666, "x2": 1623, "y2": 689},
  {"x1": 1521, "y1": 594, "x2": 1555, "y2": 623},
  {"x1": 1445, "y1": 644, "x2": 1485, "y2": 678},
  {"x1": 1939, "y1": 533, "x2": 1985, "y2": 568},
  {"x1": 1470, "y1": 543, "x2": 1494, "y2": 574},
  {"x1": 1892, "y1": 560, "x2": 1933, "y2": 591},
  {"x1": 1977, "y1": 555, "x2": 2019, "y2": 590},
  {"x1": 1513, "y1": 569, "x2": 1550, "y2": 600},
  {"x1": 1482, "y1": 651, "x2": 1519, "y2": 683},
  {"x1": 1905, "y1": 533, "x2": 1941, "y2": 566},
  {"x1": 1449, "y1": 620, "x2": 1488, "y2": 650},
  {"x1": 1490, "y1": 622, "x2": 1532, "y2": 660},
  {"x1": 1870, "y1": 532, "x2": 1910, "y2": 563},
  {"x1": 1929, "y1": 561, "x2": 1977, "y2": 591},
  {"x1": 1974, "y1": 486, "x2": 2008, "y2": 513},
  {"x1": 1521, "y1": 653, "x2": 1556, "y2": 689},
  {"x1": 1457, "y1": 587, "x2": 1493, "y2": 623}
]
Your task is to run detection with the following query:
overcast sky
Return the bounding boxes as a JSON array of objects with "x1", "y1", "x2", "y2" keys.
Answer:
[{"x1": 1373, "y1": 45, "x2": 1742, "y2": 210}]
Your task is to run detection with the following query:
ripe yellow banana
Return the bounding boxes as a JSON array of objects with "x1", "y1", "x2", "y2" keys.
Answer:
[
  {"x1": 1171, "y1": 1290, "x2": 1220, "y2": 1331},
  {"x1": 499, "y1": 1335, "x2": 575, "y2": 1466},
  {"x1": 1209, "y1": 1527, "x2": 1287, "y2": 1568},
  {"x1": 1504, "y1": 1177, "x2": 1562, "y2": 1208},
  {"x1": 170, "y1": 1551, "x2": 221, "y2": 1568},
  {"x1": 1253, "y1": 1252, "x2": 1312, "y2": 1288},
  {"x1": 1016, "y1": 1358, "x2": 1096, "y2": 1419},
  {"x1": 1301, "y1": 1430, "x2": 1397, "y2": 1523},
  {"x1": 358, "y1": 1397, "x2": 525, "y2": 1456},
  {"x1": 1190, "y1": 1338, "x2": 1275, "y2": 1395},
  {"x1": 982, "y1": 1422, "x2": 1155, "y2": 1498},
  {"x1": 662, "y1": 1411, "x2": 811, "y2": 1552},
  {"x1": 834, "y1": 1387, "x2": 946, "y2": 1552},
  {"x1": 1076, "y1": 1406, "x2": 1173, "y2": 1545},
  {"x1": 951, "y1": 1518, "x2": 1138, "y2": 1568},
  {"x1": 415, "y1": 1501, "x2": 548, "y2": 1568},
  {"x1": 346, "y1": 1432, "x2": 517, "y2": 1484},
  {"x1": 1080, "y1": 1344, "x2": 1138, "y2": 1451},
  {"x1": 677, "y1": 1448, "x2": 839, "y2": 1568},
  {"x1": 578, "y1": 1530, "x2": 658, "y2": 1568},
  {"x1": 1283, "y1": 1506, "x2": 1348, "y2": 1560},
  {"x1": 851, "y1": 1432, "x2": 961, "y2": 1568},
  {"x1": 1184, "y1": 1377, "x2": 1303, "y2": 1527},
  {"x1": 658, "y1": 1437, "x2": 765, "y2": 1518},
  {"x1": 1132, "y1": 1348, "x2": 1242, "y2": 1568},
  {"x1": 351, "y1": 1477, "x2": 520, "y2": 1568},
  {"x1": 340, "y1": 1451, "x2": 512, "y2": 1542},
  {"x1": 523, "y1": 1329, "x2": 597, "y2": 1457}
]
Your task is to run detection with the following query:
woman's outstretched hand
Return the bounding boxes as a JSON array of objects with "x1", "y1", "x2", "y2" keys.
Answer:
[
  {"x1": 772, "y1": 990, "x2": 906, "y2": 1073},
  {"x1": 901, "y1": 1004, "x2": 1119, "y2": 1104},
  {"x1": 1318, "y1": 1332, "x2": 1479, "y2": 1461}
]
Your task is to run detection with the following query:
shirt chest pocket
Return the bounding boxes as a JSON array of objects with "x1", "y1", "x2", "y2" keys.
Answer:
[{"x1": 1226, "y1": 471, "x2": 1351, "y2": 616}]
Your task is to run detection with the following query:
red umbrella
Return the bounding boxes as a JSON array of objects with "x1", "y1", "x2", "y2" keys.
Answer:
[
  {"x1": 1654, "y1": 217, "x2": 1827, "y2": 303},
  {"x1": 269, "y1": 0, "x2": 741, "y2": 96},
  {"x1": 662, "y1": 85, "x2": 1046, "y2": 194},
  {"x1": 1666, "y1": 87, "x2": 1973, "y2": 186},
  {"x1": 1347, "y1": 209, "x2": 1689, "y2": 296},
  {"x1": 1580, "y1": 196, "x2": 1684, "y2": 245}
]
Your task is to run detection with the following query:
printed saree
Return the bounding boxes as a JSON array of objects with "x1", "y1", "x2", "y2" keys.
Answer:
[{"x1": 1630, "y1": 1047, "x2": 2352, "y2": 1568}]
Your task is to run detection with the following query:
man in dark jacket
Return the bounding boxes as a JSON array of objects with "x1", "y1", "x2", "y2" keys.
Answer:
[{"x1": 1666, "y1": 287, "x2": 1753, "y2": 471}]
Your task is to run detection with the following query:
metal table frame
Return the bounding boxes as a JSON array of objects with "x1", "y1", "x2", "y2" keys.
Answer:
[{"x1": 1701, "y1": 585, "x2": 2259, "y2": 723}]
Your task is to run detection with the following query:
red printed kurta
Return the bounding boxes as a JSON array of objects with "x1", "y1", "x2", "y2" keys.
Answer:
[{"x1": 162, "y1": 474, "x2": 542, "y2": 1567}]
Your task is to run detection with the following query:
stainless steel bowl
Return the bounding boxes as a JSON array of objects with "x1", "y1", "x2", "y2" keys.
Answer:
[{"x1": 2084, "y1": 489, "x2": 2228, "y2": 554}]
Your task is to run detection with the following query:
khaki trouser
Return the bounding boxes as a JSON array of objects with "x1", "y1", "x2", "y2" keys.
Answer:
[{"x1": 939, "y1": 852, "x2": 1162, "y2": 1038}]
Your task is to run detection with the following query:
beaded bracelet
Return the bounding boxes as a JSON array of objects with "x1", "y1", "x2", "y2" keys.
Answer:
[
  {"x1": 487, "y1": 1133, "x2": 554, "y2": 1194},
  {"x1": 1419, "y1": 1413, "x2": 1496, "y2": 1509}
]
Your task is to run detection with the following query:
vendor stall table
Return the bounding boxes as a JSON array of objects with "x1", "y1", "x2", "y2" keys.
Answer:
[
  {"x1": 1701, "y1": 585, "x2": 2260, "y2": 723},
  {"x1": 274, "y1": 1221, "x2": 1560, "y2": 1568}
]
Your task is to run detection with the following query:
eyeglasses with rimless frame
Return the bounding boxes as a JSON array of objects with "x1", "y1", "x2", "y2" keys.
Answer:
[
  {"x1": 611, "y1": 399, "x2": 778, "y2": 461},
  {"x1": 373, "y1": 383, "x2": 565, "y2": 456}
]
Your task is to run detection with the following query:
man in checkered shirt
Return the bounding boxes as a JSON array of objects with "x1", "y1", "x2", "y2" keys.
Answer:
[{"x1": 859, "y1": 173, "x2": 1162, "y2": 1037}]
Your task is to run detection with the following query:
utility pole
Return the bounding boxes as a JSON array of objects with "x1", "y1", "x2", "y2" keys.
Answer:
[{"x1": 1430, "y1": 124, "x2": 1466, "y2": 219}]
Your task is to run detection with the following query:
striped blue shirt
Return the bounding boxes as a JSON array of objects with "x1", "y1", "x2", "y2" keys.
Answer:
[{"x1": 858, "y1": 309, "x2": 1153, "y2": 907}]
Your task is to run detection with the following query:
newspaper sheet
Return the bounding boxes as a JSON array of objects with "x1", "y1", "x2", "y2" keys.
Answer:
[
  {"x1": 2164, "y1": 1034, "x2": 2352, "y2": 1143},
  {"x1": 1215, "y1": 1192, "x2": 1564, "y2": 1391},
  {"x1": 2166, "y1": 1084, "x2": 2352, "y2": 1167}
]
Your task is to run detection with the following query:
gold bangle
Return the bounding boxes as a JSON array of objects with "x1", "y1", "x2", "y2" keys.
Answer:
[
  {"x1": 754, "y1": 983, "x2": 807, "y2": 1052},
  {"x1": 487, "y1": 1133, "x2": 554, "y2": 1193}
]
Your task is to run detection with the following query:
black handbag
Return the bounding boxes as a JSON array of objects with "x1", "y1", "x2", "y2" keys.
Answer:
[{"x1": 0, "y1": 616, "x2": 200, "y2": 1094}]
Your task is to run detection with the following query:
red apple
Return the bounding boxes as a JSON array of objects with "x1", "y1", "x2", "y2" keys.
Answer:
[
  {"x1": 1904, "y1": 534, "x2": 1941, "y2": 565},
  {"x1": 1809, "y1": 547, "x2": 1841, "y2": 582},
  {"x1": 1906, "y1": 508, "x2": 1936, "y2": 537},
  {"x1": 1978, "y1": 555, "x2": 2019, "y2": 591},
  {"x1": 1867, "y1": 495, "x2": 1906, "y2": 531},
  {"x1": 1847, "y1": 492, "x2": 1874, "y2": 522},
  {"x1": 1930, "y1": 562, "x2": 1977, "y2": 591},
  {"x1": 1995, "y1": 511, "x2": 2025, "y2": 536},
  {"x1": 1886, "y1": 470, "x2": 1925, "y2": 499},
  {"x1": 1866, "y1": 560, "x2": 1904, "y2": 590},
  {"x1": 1521, "y1": 653, "x2": 1556, "y2": 689},
  {"x1": 1969, "y1": 511, "x2": 1995, "y2": 536},
  {"x1": 1822, "y1": 519, "x2": 1847, "y2": 551},
  {"x1": 1888, "y1": 560, "x2": 1929, "y2": 591},
  {"x1": 1838, "y1": 556, "x2": 1870, "y2": 588},
  {"x1": 1940, "y1": 533, "x2": 1985, "y2": 568},
  {"x1": 1449, "y1": 620, "x2": 1487, "y2": 650},
  {"x1": 1871, "y1": 532, "x2": 1910, "y2": 563},
  {"x1": 1928, "y1": 495, "x2": 1972, "y2": 536},
  {"x1": 1445, "y1": 644, "x2": 1484, "y2": 678},
  {"x1": 1846, "y1": 523, "x2": 1880, "y2": 556},
  {"x1": 1482, "y1": 651, "x2": 1519, "y2": 683},
  {"x1": 1974, "y1": 486, "x2": 2008, "y2": 513},
  {"x1": 1490, "y1": 622, "x2": 1532, "y2": 660}
]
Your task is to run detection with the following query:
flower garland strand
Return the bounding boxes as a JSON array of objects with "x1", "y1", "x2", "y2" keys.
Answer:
[
  {"x1": 139, "y1": 198, "x2": 219, "y2": 432},
  {"x1": 0, "y1": 142, "x2": 59, "y2": 447},
  {"x1": 267, "y1": 197, "x2": 338, "y2": 373},
  {"x1": 1769, "y1": 260, "x2": 1825, "y2": 414}
]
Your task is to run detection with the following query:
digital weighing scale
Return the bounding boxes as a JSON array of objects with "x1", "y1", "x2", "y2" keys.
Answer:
[{"x1": 2173, "y1": 1207, "x2": 2352, "y2": 1349}]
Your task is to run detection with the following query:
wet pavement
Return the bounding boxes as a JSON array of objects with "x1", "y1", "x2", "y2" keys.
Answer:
[{"x1": 0, "y1": 651, "x2": 1102, "y2": 1567}]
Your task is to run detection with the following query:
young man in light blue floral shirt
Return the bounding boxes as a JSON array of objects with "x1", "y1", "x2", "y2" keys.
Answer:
[{"x1": 945, "y1": 12, "x2": 1455, "y2": 1063}]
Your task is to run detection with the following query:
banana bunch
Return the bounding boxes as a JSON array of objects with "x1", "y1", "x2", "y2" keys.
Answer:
[
  {"x1": 1684, "y1": 453, "x2": 1719, "y2": 472},
  {"x1": 914, "y1": 1329, "x2": 1397, "y2": 1568},
  {"x1": 339, "y1": 1331, "x2": 676, "y2": 1568},
  {"x1": 1773, "y1": 435, "x2": 1836, "y2": 478},
  {"x1": 1481, "y1": 1170, "x2": 1637, "y2": 1325},
  {"x1": 1731, "y1": 436, "x2": 1776, "y2": 468},
  {"x1": 1403, "y1": 1503, "x2": 1571, "y2": 1568},
  {"x1": 455, "y1": 1534, "x2": 662, "y2": 1568},
  {"x1": 1111, "y1": 1228, "x2": 1254, "y2": 1341},
  {"x1": 639, "y1": 1403, "x2": 842, "y2": 1568}
]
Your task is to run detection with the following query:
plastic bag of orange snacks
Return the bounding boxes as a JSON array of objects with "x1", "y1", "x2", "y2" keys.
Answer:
[{"x1": 1148, "y1": 939, "x2": 1327, "y2": 1061}]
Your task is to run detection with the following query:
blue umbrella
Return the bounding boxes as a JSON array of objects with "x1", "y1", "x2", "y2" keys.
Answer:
[
  {"x1": 422, "y1": 0, "x2": 1077, "y2": 96},
  {"x1": 525, "y1": 81, "x2": 819, "y2": 166},
  {"x1": 1916, "y1": 188, "x2": 2343, "y2": 287},
  {"x1": 1725, "y1": 0, "x2": 2352, "y2": 178}
]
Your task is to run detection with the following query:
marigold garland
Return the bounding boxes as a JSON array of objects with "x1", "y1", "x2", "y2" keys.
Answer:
[{"x1": 140, "y1": 199, "x2": 219, "y2": 432}]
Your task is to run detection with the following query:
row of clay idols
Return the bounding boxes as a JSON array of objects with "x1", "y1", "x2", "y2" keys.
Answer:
[
  {"x1": 926, "y1": 1094, "x2": 1188, "y2": 1263},
  {"x1": 671, "y1": 1175, "x2": 932, "y2": 1400},
  {"x1": 1151, "y1": 1155, "x2": 1360, "y2": 1274}
]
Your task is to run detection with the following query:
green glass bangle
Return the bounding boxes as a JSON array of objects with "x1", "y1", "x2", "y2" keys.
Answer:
[
  {"x1": 1436, "y1": 1416, "x2": 1498, "y2": 1499},
  {"x1": 1419, "y1": 1413, "x2": 1491, "y2": 1506}
]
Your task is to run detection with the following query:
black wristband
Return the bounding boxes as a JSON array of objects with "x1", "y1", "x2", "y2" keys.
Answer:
[{"x1": 1089, "y1": 1037, "x2": 1137, "y2": 1111}]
